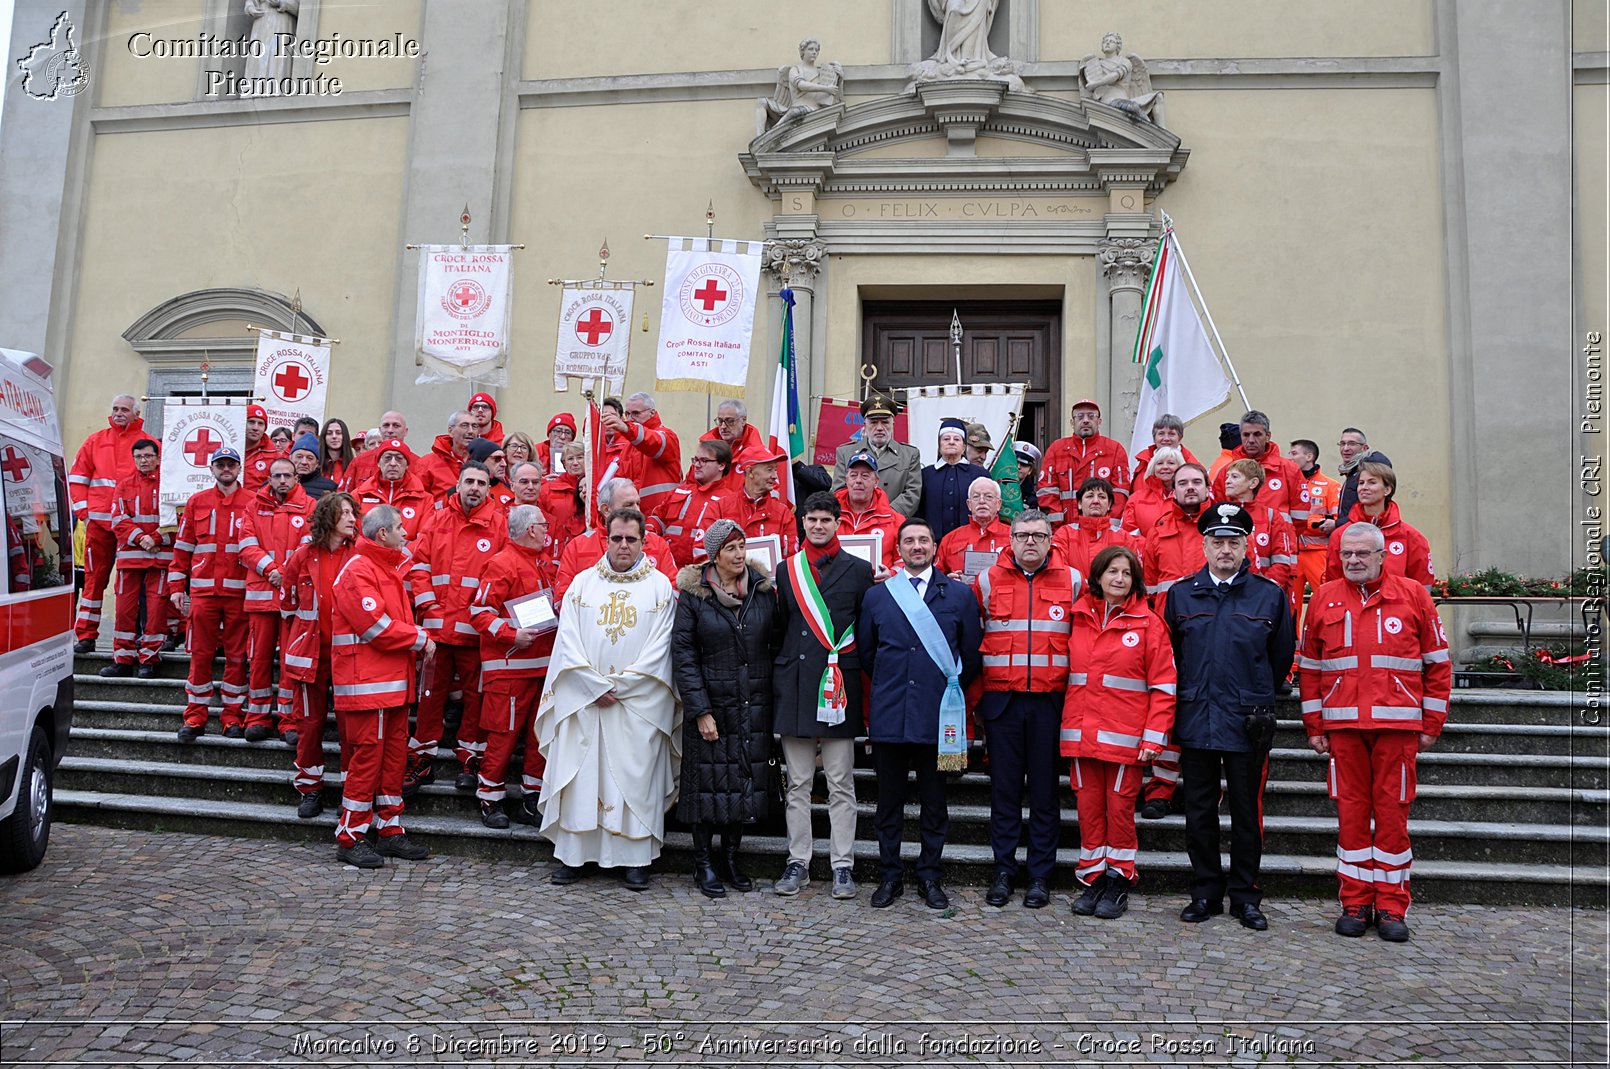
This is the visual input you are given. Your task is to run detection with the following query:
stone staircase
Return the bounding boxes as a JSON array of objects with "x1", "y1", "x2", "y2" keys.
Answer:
[{"x1": 58, "y1": 650, "x2": 1609, "y2": 906}]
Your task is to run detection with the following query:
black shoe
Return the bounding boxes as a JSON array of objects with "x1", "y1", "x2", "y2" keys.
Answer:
[
  {"x1": 1335, "y1": 904, "x2": 1374, "y2": 938},
  {"x1": 280, "y1": 730, "x2": 299, "y2": 747},
  {"x1": 721, "y1": 836, "x2": 753, "y2": 892},
  {"x1": 98, "y1": 663, "x2": 133, "y2": 678},
  {"x1": 1140, "y1": 797, "x2": 1170, "y2": 820},
  {"x1": 454, "y1": 770, "x2": 476, "y2": 793},
  {"x1": 161, "y1": 634, "x2": 183, "y2": 652},
  {"x1": 1071, "y1": 875, "x2": 1107, "y2": 916},
  {"x1": 870, "y1": 879, "x2": 904, "y2": 908},
  {"x1": 296, "y1": 793, "x2": 323, "y2": 819},
  {"x1": 401, "y1": 757, "x2": 435, "y2": 797},
  {"x1": 985, "y1": 872, "x2": 1014, "y2": 908},
  {"x1": 1375, "y1": 910, "x2": 1410, "y2": 942},
  {"x1": 1094, "y1": 875, "x2": 1131, "y2": 919},
  {"x1": 693, "y1": 861, "x2": 726, "y2": 899},
  {"x1": 136, "y1": 664, "x2": 157, "y2": 679},
  {"x1": 621, "y1": 866, "x2": 651, "y2": 891},
  {"x1": 1023, "y1": 878, "x2": 1051, "y2": 909},
  {"x1": 243, "y1": 724, "x2": 271, "y2": 743},
  {"x1": 222, "y1": 725, "x2": 246, "y2": 740},
  {"x1": 917, "y1": 879, "x2": 949, "y2": 910},
  {"x1": 1180, "y1": 898, "x2": 1224, "y2": 923},
  {"x1": 73, "y1": 639, "x2": 96, "y2": 655},
  {"x1": 512, "y1": 794, "x2": 540, "y2": 826},
  {"x1": 479, "y1": 801, "x2": 510, "y2": 830},
  {"x1": 1230, "y1": 902, "x2": 1269, "y2": 931},
  {"x1": 336, "y1": 840, "x2": 384, "y2": 869},
  {"x1": 375, "y1": 834, "x2": 429, "y2": 861},
  {"x1": 550, "y1": 864, "x2": 587, "y2": 885},
  {"x1": 176, "y1": 724, "x2": 202, "y2": 743}
]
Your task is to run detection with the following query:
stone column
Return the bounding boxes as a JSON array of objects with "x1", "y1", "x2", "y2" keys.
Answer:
[
  {"x1": 1098, "y1": 233, "x2": 1156, "y2": 437},
  {"x1": 762, "y1": 238, "x2": 827, "y2": 439}
]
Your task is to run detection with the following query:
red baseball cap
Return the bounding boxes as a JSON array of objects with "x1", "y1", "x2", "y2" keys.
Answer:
[
  {"x1": 246, "y1": 404, "x2": 268, "y2": 422},
  {"x1": 377, "y1": 437, "x2": 410, "y2": 459},
  {"x1": 1071, "y1": 398, "x2": 1102, "y2": 415},
  {"x1": 738, "y1": 444, "x2": 788, "y2": 468}
]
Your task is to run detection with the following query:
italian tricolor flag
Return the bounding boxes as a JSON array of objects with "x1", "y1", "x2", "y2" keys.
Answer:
[{"x1": 768, "y1": 288, "x2": 805, "y2": 506}]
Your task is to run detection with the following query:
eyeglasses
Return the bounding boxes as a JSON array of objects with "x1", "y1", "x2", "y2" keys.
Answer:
[
  {"x1": 692, "y1": 456, "x2": 720, "y2": 465},
  {"x1": 1011, "y1": 532, "x2": 1050, "y2": 543},
  {"x1": 715, "y1": 416, "x2": 742, "y2": 427},
  {"x1": 1338, "y1": 549, "x2": 1382, "y2": 559},
  {"x1": 608, "y1": 535, "x2": 642, "y2": 544},
  {"x1": 1338, "y1": 440, "x2": 1366, "y2": 449}
]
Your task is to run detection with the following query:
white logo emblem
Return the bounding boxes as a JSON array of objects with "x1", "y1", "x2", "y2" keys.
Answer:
[
  {"x1": 361, "y1": 596, "x2": 377, "y2": 612},
  {"x1": 1384, "y1": 616, "x2": 1403, "y2": 634},
  {"x1": 1098, "y1": 467, "x2": 1110, "y2": 478},
  {"x1": 403, "y1": 506, "x2": 416, "y2": 518},
  {"x1": 1389, "y1": 542, "x2": 1405, "y2": 556},
  {"x1": 1268, "y1": 477, "x2": 1282, "y2": 491},
  {"x1": 1122, "y1": 631, "x2": 1140, "y2": 647},
  {"x1": 16, "y1": 14, "x2": 89, "y2": 101},
  {"x1": 291, "y1": 516, "x2": 304, "y2": 528},
  {"x1": 1049, "y1": 604, "x2": 1065, "y2": 621},
  {"x1": 1256, "y1": 532, "x2": 1269, "y2": 546},
  {"x1": 477, "y1": 538, "x2": 492, "y2": 552}
]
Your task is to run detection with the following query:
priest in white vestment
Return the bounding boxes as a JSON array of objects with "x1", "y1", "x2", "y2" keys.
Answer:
[{"x1": 536, "y1": 509, "x2": 681, "y2": 889}]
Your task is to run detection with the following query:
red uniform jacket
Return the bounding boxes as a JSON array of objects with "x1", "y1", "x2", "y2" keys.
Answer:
[
  {"x1": 1298, "y1": 572, "x2": 1451, "y2": 737},
  {"x1": 353, "y1": 471, "x2": 434, "y2": 540},
  {"x1": 936, "y1": 517, "x2": 1011, "y2": 577},
  {"x1": 469, "y1": 541, "x2": 558, "y2": 682},
  {"x1": 974, "y1": 556, "x2": 1081, "y2": 693},
  {"x1": 168, "y1": 484, "x2": 251, "y2": 599},
  {"x1": 537, "y1": 472, "x2": 586, "y2": 565},
  {"x1": 1323, "y1": 502, "x2": 1435, "y2": 588},
  {"x1": 612, "y1": 414, "x2": 683, "y2": 515},
  {"x1": 409, "y1": 495, "x2": 507, "y2": 646},
  {"x1": 416, "y1": 435, "x2": 470, "y2": 500},
  {"x1": 1242, "y1": 501, "x2": 1299, "y2": 596},
  {"x1": 1051, "y1": 514, "x2": 1143, "y2": 582},
  {"x1": 1119, "y1": 476, "x2": 1172, "y2": 537},
  {"x1": 279, "y1": 540, "x2": 354, "y2": 683},
  {"x1": 331, "y1": 537, "x2": 428, "y2": 711},
  {"x1": 340, "y1": 443, "x2": 420, "y2": 493},
  {"x1": 1130, "y1": 443, "x2": 1201, "y2": 487},
  {"x1": 237, "y1": 483, "x2": 315, "y2": 612},
  {"x1": 1298, "y1": 468, "x2": 1343, "y2": 552},
  {"x1": 1061, "y1": 591, "x2": 1177, "y2": 765},
  {"x1": 1142, "y1": 498, "x2": 1267, "y2": 604},
  {"x1": 1037, "y1": 433, "x2": 1132, "y2": 524},
  {"x1": 69, "y1": 415, "x2": 149, "y2": 525},
  {"x1": 834, "y1": 486, "x2": 904, "y2": 570},
  {"x1": 652, "y1": 476, "x2": 740, "y2": 568},
  {"x1": 109, "y1": 468, "x2": 172, "y2": 568},
  {"x1": 241, "y1": 437, "x2": 282, "y2": 493},
  {"x1": 554, "y1": 527, "x2": 678, "y2": 602},
  {"x1": 734, "y1": 490, "x2": 798, "y2": 559},
  {"x1": 1210, "y1": 443, "x2": 1310, "y2": 525}
]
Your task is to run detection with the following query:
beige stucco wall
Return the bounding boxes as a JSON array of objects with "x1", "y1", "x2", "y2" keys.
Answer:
[
  {"x1": 523, "y1": 0, "x2": 894, "y2": 81},
  {"x1": 1575, "y1": 5, "x2": 1608, "y2": 54},
  {"x1": 61, "y1": 117, "x2": 410, "y2": 445},
  {"x1": 1578, "y1": 83, "x2": 1608, "y2": 342},
  {"x1": 1040, "y1": 0, "x2": 1436, "y2": 61},
  {"x1": 311, "y1": 0, "x2": 422, "y2": 92},
  {"x1": 97, "y1": 0, "x2": 206, "y2": 107}
]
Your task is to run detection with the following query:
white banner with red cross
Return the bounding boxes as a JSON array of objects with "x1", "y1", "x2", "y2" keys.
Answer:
[
  {"x1": 1, "y1": 440, "x2": 57, "y2": 533},
  {"x1": 251, "y1": 329, "x2": 330, "y2": 432},
  {"x1": 654, "y1": 238, "x2": 763, "y2": 397},
  {"x1": 159, "y1": 403, "x2": 246, "y2": 526},
  {"x1": 554, "y1": 283, "x2": 634, "y2": 393},
  {"x1": 414, "y1": 244, "x2": 516, "y2": 386}
]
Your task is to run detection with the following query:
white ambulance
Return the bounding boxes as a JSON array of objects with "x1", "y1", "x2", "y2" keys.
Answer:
[{"x1": 0, "y1": 348, "x2": 75, "y2": 873}]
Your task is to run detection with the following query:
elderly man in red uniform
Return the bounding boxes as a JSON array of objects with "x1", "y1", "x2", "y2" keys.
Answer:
[
  {"x1": 1300, "y1": 522, "x2": 1450, "y2": 943},
  {"x1": 1210, "y1": 410, "x2": 1309, "y2": 527},
  {"x1": 699, "y1": 399, "x2": 762, "y2": 489},
  {"x1": 468, "y1": 505, "x2": 556, "y2": 829},
  {"x1": 330, "y1": 503, "x2": 435, "y2": 869},
  {"x1": 169, "y1": 447, "x2": 253, "y2": 740},
  {"x1": 937, "y1": 476, "x2": 1010, "y2": 581},
  {"x1": 340, "y1": 411, "x2": 410, "y2": 491},
  {"x1": 101, "y1": 437, "x2": 169, "y2": 677},
  {"x1": 69, "y1": 393, "x2": 149, "y2": 652},
  {"x1": 417, "y1": 411, "x2": 477, "y2": 500},
  {"x1": 599, "y1": 391, "x2": 682, "y2": 516},
  {"x1": 352, "y1": 438, "x2": 432, "y2": 539},
  {"x1": 1037, "y1": 398, "x2": 1131, "y2": 526},
  {"x1": 733, "y1": 445, "x2": 798, "y2": 559},
  {"x1": 406, "y1": 461, "x2": 506, "y2": 794},
  {"x1": 535, "y1": 413, "x2": 576, "y2": 476},
  {"x1": 237, "y1": 457, "x2": 315, "y2": 741},
  {"x1": 654, "y1": 439, "x2": 739, "y2": 568},
  {"x1": 834, "y1": 452, "x2": 904, "y2": 573},
  {"x1": 555, "y1": 478, "x2": 678, "y2": 600}
]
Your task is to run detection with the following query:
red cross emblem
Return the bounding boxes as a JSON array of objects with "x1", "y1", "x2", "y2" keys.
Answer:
[
  {"x1": 440, "y1": 278, "x2": 489, "y2": 321},
  {"x1": 575, "y1": 308, "x2": 613, "y2": 346},
  {"x1": 452, "y1": 283, "x2": 478, "y2": 308},
  {"x1": 272, "y1": 361, "x2": 311, "y2": 402},
  {"x1": 692, "y1": 278, "x2": 728, "y2": 312},
  {"x1": 0, "y1": 446, "x2": 31, "y2": 483},
  {"x1": 183, "y1": 429, "x2": 221, "y2": 467}
]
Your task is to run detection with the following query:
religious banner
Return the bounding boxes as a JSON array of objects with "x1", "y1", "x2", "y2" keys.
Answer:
[
  {"x1": 553, "y1": 282, "x2": 634, "y2": 392},
  {"x1": 902, "y1": 383, "x2": 1026, "y2": 466},
  {"x1": 654, "y1": 238, "x2": 763, "y2": 396},
  {"x1": 159, "y1": 402, "x2": 246, "y2": 526},
  {"x1": 811, "y1": 396, "x2": 909, "y2": 466},
  {"x1": 251, "y1": 329, "x2": 330, "y2": 431},
  {"x1": 414, "y1": 244, "x2": 516, "y2": 386}
]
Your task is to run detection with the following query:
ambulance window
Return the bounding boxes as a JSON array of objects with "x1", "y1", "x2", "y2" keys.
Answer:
[{"x1": 0, "y1": 435, "x2": 71, "y2": 592}]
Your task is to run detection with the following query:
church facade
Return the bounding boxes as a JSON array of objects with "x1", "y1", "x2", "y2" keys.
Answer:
[{"x1": 0, "y1": 0, "x2": 1602, "y2": 578}]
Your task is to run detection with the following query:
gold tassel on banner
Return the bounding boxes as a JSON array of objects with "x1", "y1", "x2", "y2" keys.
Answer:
[{"x1": 935, "y1": 751, "x2": 969, "y2": 774}]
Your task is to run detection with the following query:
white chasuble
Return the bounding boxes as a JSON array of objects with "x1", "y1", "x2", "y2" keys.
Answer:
[{"x1": 535, "y1": 556, "x2": 681, "y2": 867}]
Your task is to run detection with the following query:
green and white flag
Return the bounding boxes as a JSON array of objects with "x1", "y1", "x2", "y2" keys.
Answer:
[{"x1": 1128, "y1": 229, "x2": 1231, "y2": 458}]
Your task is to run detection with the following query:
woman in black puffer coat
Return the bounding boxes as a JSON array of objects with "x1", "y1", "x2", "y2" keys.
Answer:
[{"x1": 670, "y1": 519, "x2": 779, "y2": 898}]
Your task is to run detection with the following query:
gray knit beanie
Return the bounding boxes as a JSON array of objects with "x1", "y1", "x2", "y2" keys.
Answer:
[{"x1": 704, "y1": 518, "x2": 744, "y2": 559}]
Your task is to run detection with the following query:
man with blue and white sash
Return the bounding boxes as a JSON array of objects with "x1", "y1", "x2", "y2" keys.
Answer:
[{"x1": 857, "y1": 517, "x2": 983, "y2": 909}]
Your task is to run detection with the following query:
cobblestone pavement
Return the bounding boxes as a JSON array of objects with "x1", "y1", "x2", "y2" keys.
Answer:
[{"x1": 1, "y1": 826, "x2": 1604, "y2": 1066}]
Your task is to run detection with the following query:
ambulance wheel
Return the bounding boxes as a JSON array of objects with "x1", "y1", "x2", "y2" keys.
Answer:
[{"x1": 0, "y1": 727, "x2": 53, "y2": 874}]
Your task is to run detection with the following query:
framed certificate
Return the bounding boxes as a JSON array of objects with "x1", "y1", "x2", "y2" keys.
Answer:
[
  {"x1": 838, "y1": 532, "x2": 883, "y2": 568},
  {"x1": 505, "y1": 590, "x2": 557, "y2": 633},
  {"x1": 963, "y1": 550, "x2": 997, "y2": 579},
  {"x1": 744, "y1": 534, "x2": 783, "y2": 578}
]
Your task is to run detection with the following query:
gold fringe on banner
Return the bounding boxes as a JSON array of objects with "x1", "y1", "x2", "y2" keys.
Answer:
[
  {"x1": 935, "y1": 751, "x2": 968, "y2": 773},
  {"x1": 655, "y1": 379, "x2": 744, "y2": 398}
]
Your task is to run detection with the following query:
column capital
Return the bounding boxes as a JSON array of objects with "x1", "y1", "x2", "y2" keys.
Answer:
[
  {"x1": 763, "y1": 238, "x2": 827, "y2": 289},
  {"x1": 1098, "y1": 235, "x2": 1156, "y2": 293}
]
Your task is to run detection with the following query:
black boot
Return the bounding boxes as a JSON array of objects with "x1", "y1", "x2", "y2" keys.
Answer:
[
  {"x1": 691, "y1": 824, "x2": 725, "y2": 899},
  {"x1": 721, "y1": 828, "x2": 754, "y2": 892}
]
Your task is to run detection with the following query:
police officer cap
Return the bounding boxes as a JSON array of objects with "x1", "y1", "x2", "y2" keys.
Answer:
[
  {"x1": 860, "y1": 394, "x2": 898, "y2": 420},
  {"x1": 1198, "y1": 502, "x2": 1254, "y2": 537}
]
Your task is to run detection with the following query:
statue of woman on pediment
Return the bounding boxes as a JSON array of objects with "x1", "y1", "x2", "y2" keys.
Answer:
[
  {"x1": 905, "y1": 0, "x2": 1027, "y2": 93},
  {"x1": 756, "y1": 38, "x2": 844, "y2": 136}
]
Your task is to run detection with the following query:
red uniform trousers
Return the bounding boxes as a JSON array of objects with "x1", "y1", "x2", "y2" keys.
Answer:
[
  {"x1": 75, "y1": 520, "x2": 118, "y2": 642},
  {"x1": 290, "y1": 659, "x2": 350, "y2": 796},
  {"x1": 246, "y1": 613, "x2": 290, "y2": 729},
  {"x1": 183, "y1": 595, "x2": 249, "y2": 728},
  {"x1": 1295, "y1": 549, "x2": 1326, "y2": 630},
  {"x1": 1328, "y1": 729, "x2": 1418, "y2": 914},
  {"x1": 111, "y1": 565, "x2": 168, "y2": 666},
  {"x1": 1072, "y1": 757, "x2": 1143, "y2": 884},
  {"x1": 1142, "y1": 748, "x2": 1181, "y2": 803},
  {"x1": 412, "y1": 643, "x2": 484, "y2": 769},
  {"x1": 335, "y1": 705, "x2": 409, "y2": 847},
  {"x1": 475, "y1": 677, "x2": 547, "y2": 805}
]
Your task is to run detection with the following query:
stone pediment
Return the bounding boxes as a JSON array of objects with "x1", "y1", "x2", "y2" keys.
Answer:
[{"x1": 741, "y1": 81, "x2": 1187, "y2": 198}]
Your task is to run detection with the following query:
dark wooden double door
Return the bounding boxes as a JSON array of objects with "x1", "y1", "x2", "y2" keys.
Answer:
[{"x1": 862, "y1": 301, "x2": 1061, "y2": 450}]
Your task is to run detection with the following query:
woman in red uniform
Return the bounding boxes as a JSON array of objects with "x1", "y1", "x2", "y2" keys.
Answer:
[
  {"x1": 1323, "y1": 461, "x2": 1434, "y2": 588},
  {"x1": 1062, "y1": 544, "x2": 1177, "y2": 920}
]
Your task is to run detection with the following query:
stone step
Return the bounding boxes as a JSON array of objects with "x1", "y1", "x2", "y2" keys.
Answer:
[
  {"x1": 54, "y1": 790, "x2": 1601, "y2": 907},
  {"x1": 1266, "y1": 749, "x2": 1604, "y2": 790}
]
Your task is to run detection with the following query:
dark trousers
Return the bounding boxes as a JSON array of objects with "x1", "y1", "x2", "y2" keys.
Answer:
[
  {"x1": 1180, "y1": 746, "x2": 1270, "y2": 907},
  {"x1": 981, "y1": 692, "x2": 1062, "y2": 881},
  {"x1": 872, "y1": 742, "x2": 947, "y2": 883}
]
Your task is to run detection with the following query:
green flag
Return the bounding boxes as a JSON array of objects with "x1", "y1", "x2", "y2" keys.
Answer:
[{"x1": 992, "y1": 440, "x2": 1024, "y2": 520}]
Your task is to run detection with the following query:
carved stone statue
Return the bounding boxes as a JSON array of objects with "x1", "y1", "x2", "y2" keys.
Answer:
[
  {"x1": 756, "y1": 38, "x2": 844, "y2": 136},
  {"x1": 243, "y1": 0, "x2": 300, "y2": 82},
  {"x1": 905, "y1": 0, "x2": 1027, "y2": 94},
  {"x1": 1078, "y1": 32, "x2": 1165, "y2": 126}
]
